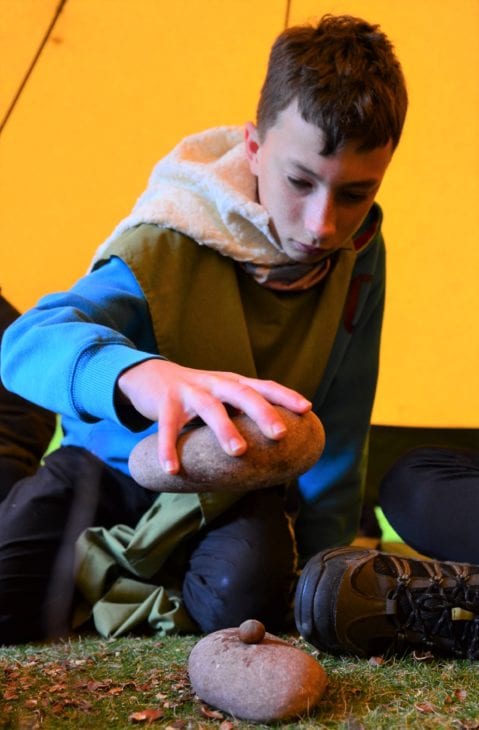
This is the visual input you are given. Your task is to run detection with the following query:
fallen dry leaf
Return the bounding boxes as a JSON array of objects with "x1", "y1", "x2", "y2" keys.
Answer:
[
  {"x1": 200, "y1": 704, "x2": 225, "y2": 720},
  {"x1": 415, "y1": 701, "x2": 437, "y2": 714},
  {"x1": 3, "y1": 689, "x2": 19, "y2": 700},
  {"x1": 445, "y1": 688, "x2": 468, "y2": 705},
  {"x1": 50, "y1": 702, "x2": 67, "y2": 715},
  {"x1": 412, "y1": 649, "x2": 435, "y2": 662},
  {"x1": 47, "y1": 683, "x2": 66, "y2": 693},
  {"x1": 129, "y1": 708, "x2": 164, "y2": 724},
  {"x1": 85, "y1": 679, "x2": 113, "y2": 692}
]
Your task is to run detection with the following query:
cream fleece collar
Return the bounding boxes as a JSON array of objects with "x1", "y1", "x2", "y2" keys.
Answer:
[{"x1": 94, "y1": 126, "x2": 291, "y2": 267}]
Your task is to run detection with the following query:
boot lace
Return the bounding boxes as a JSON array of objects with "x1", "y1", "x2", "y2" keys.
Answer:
[{"x1": 387, "y1": 557, "x2": 479, "y2": 658}]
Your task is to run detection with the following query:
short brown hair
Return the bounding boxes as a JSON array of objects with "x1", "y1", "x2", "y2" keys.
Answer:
[{"x1": 256, "y1": 14, "x2": 408, "y2": 154}]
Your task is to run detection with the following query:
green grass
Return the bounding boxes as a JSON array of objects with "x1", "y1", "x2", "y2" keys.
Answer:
[{"x1": 2, "y1": 633, "x2": 479, "y2": 729}]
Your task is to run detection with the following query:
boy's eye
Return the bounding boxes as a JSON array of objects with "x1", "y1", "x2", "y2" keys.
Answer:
[
  {"x1": 287, "y1": 176, "x2": 312, "y2": 190},
  {"x1": 338, "y1": 190, "x2": 370, "y2": 204}
]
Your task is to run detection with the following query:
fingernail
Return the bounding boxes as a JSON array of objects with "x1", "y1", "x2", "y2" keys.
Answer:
[
  {"x1": 271, "y1": 422, "x2": 287, "y2": 436},
  {"x1": 229, "y1": 438, "x2": 245, "y2": 455},
  {"x1": 163, "y1": 459, "x2": 178, "y2": 474}
]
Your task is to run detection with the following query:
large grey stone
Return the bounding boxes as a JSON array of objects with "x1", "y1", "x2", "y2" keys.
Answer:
[
  {"x1": 188, "y1": 621, "x2": 328, "y2": 722},
  {"x1": 129, "y1": 407, "x2": 325, "y2": 492}
]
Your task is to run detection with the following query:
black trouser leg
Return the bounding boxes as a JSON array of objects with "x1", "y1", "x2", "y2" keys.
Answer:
[
  {"x1": 0, "y1": 446, "x2": 156, "y2": 644},
  {"x1": 182, "y1": 488, "x2": 297, "y2": 633},
  {"x1": 0, "y1": 446, "x2": 297, "y2": 643},
  {"x1": 380, "y1": 446, "x2": 479, "y2": 563},
  {"x1": 0, "y1": 294, "x2": 57, "y2": 499}
]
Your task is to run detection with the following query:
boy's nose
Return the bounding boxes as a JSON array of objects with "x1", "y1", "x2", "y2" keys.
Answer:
[{"x1": 304, "y1": 192, "x2": 336, "y2": 241}]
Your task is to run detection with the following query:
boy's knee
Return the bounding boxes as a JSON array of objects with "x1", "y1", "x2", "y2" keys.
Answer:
[{"x1": 182, "y1": 537, "x2": 295, "y2": 633}]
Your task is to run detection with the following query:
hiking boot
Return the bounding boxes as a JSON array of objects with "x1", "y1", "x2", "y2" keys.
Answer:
[{"x1": 295, "y1": 546, "x2": 479, "y2": 658}]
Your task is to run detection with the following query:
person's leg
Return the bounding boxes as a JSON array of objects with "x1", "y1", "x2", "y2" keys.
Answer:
[
  {"x1": 182, "y1": 488, "x2": 297, "y2": 633},
  {"x1": 0, "y1": 446, "x2": 156, "y2": 644},
  {"x1": 379, "y1": 446, "x2": 479, "y2": 563},
  {"x1": 0, "y1": 294, "x2": 57, "y2": 499},
  {"x1": 295, "y1": 448, "x2": 479, "y2": 659}
]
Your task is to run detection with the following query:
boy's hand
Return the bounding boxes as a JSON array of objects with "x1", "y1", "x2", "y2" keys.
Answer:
[{"x1": 117, "y1": 359, "x2": 311, "y2": 475}]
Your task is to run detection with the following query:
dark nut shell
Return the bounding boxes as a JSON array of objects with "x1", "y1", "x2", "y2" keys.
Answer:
[
  {"x1": 238, "y1": 619, "x2": 265, "y2": 644},
  {"x1": 128, "y1": 407, "x2": 325, "y2": 492}
]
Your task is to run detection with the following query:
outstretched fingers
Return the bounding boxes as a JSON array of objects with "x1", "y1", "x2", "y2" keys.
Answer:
[
  {"x1": 155, "y1": 389, "x2": 249, "y2": 474},
  {"x1": 199, "y1": 373, "x2": 312, "y2": 444},
  {"x1": 237, "y1": 375, "x2": 312, "y2": 412},
  {"x1": 178, "y1": 389, "x2": 250, "y2": 458},
  {"x1": 155, "y1": 402, "x2": 185, "y2": 475},
  {"x1": 125, "y1": 361, "x2": 313, "y2": 474}
]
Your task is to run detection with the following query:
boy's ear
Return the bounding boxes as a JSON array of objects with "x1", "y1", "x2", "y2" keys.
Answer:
[{"x1": 244, "y1": 122, "x2": 260, "y2": 175}]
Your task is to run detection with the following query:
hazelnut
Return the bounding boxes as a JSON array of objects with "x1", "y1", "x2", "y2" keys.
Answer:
[{"x1": 238, "y1": 619, "x2": 266, "y2": 644}]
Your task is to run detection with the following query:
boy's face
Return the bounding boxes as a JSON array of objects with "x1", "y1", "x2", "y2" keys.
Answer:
[{"x1": 245, "y1": 102, "x2": 393, "y2": 263}]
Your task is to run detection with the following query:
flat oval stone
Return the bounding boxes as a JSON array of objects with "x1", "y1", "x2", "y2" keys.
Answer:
[
  {"x1": 128, "y1": 407, "x2": 325, "y2": 492},
  {"x1": 188, "y1": 625, "x2": 328, "y2": 722}
]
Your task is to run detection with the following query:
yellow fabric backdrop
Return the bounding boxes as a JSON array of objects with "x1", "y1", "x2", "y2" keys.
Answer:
[{"x1": 0, "y1": 0, "x2": 477, "y2": 428}]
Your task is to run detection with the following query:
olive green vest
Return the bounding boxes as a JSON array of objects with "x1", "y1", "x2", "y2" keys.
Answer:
[{"x1": 98, "y1": 224, "x2": 358, "y2": 401}]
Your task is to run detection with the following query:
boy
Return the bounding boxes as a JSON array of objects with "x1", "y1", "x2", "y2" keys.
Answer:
[{"x1": 0, "y1": 15, "x2": 407, "y2": 643}]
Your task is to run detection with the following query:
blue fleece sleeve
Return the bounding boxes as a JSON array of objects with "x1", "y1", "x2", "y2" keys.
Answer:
[
  {"x1": 296, "y1": 239, "x2": 386, "y2": 560},
  {"x1": 1, "y1": 257, "x2": 160, "y2": 426}
]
